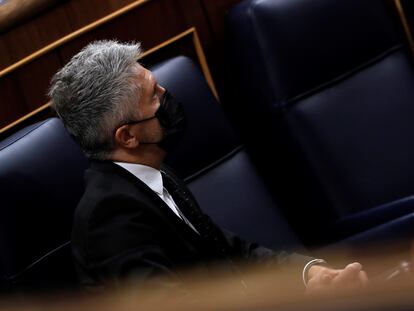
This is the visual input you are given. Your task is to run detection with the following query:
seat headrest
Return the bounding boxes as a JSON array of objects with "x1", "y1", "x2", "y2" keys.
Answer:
[
  {"x1": 228, "y1": 0, "x2": 400, "y2": 106},
  {"x1": 150, "y1": 56, "x2": 241, "y2": 178}
]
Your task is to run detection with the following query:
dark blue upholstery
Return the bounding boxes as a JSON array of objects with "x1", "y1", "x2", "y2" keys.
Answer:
[
  {"x1": 153, "y1": 56, "x2": 303, "y2": 250},
  {"x1": 0, "y1": 118, "x2": 89, "y2": 292},
  {"x1": 186, "y1": 148, "x2": 302, "y2": 250},
  {"x1": 226, "y1": 0, "x2": 414, "y2": 245}
]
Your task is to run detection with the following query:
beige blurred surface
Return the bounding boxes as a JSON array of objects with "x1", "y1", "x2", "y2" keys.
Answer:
[{"x1": 0, "y1": 247, "x2": 413, "y2": 311}]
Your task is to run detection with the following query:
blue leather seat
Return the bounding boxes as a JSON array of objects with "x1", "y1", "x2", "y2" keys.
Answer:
[
  {"x1": 0, "y1": 119, "x2": 89, "y2": 292},
  {"x1": 0, "y1": 56, "x2": 304, "y2": 293},
  {"x1": 226, "y1": 0, "x2": 414, "y2": 246}
]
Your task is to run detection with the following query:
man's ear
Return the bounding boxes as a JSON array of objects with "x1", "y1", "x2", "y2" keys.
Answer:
[{"x1": 114, "y1": 125, "x2": 139, "y2": 149}]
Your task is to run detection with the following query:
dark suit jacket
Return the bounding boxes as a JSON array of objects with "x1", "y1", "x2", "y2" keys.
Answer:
[{"x1": 72, "y1": 161, "x2": 312, "y2": 291}]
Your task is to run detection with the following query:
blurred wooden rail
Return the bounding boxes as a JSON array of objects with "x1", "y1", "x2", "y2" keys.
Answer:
[{"x1": 0, "y1": 257, "x2": 413, "y2": 311}]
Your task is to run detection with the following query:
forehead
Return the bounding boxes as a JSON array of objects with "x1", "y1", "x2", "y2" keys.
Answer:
[{"x1": 135, "y1": 63, "x2": 154, "y2": 83}]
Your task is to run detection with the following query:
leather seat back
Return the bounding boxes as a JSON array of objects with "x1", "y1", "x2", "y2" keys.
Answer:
[
  {"x1": 0, "y1": 119, "x2": 89, "y2": 292},
  {"x1": 226, "y1": 0, "x2": 414, "y2": 243}
]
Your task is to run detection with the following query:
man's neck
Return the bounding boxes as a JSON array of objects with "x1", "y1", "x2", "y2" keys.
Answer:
[{"x1": 110, "y1": 146, "x2": 166, "y2": 170}]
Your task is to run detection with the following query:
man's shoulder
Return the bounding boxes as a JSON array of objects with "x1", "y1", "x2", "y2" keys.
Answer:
[
  {"x1": 83, "y1": 160, "x2": 152, "y2": 197},
  {"x1": 75, "y1": 160, "x2": 156, "y2": 225},
  {"x1": 85, "y1": 161, "x2": 132, "y2": 191}
]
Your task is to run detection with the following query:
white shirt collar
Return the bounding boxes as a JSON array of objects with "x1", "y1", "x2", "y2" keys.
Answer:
[
  {"x1": 113, "y1": 162, "x2": 164, "y2": 196},
  {"x1": 113, "y1": 161, "x2": 200, "y2": 234}
]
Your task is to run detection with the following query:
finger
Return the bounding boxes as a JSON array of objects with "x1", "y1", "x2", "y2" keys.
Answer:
[
  {"x1": 358, "y1": 270, "x2": 369, "y2": 287},
  {"x1": 321, "y1": 273, "x2": 334, "y2": 284},
  {"x1": 323, "y1": 269, "x2": 341, "y2": 277},
  {"x1": 307, "y1": 267, "x2": 341, "y2": 290},
  {"x1": 348, "y1": 262, "x2": 363, "y2": 271},
  {"x1": 314, "y1": 267, "x2": 340, "y2": 278},
  {"x1": 305, "y1": 278, "x2": 333, "y2": 297},
  {"x1": 332, "y1": 263, "x2": 363, "y2": 285}
]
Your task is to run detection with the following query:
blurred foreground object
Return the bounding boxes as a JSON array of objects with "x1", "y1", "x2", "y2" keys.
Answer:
[{"x1": 0, "y1": 252, "x2": 413, "y2": 311}]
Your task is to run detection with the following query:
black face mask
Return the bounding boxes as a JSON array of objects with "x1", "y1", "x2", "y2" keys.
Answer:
[
  {"x1": 122, "y1": 90, "x2": 186, "y2": 152},
  {"x1": 155, "y1": 90, "x2": 186, "y2": 152}
]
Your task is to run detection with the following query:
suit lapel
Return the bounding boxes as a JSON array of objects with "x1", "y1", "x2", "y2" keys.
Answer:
[
  {"x1": 89, "y1": 161, "x2": 204, "y2": 242},
  {"x1": 89, "y1": 161, "x2": 232, "y2": 259}
]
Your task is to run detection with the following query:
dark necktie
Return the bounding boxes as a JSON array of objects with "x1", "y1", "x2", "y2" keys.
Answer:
[
  {"x1": 160, "y1": 170, "x2": 199, "y2": 226},
  {"x1": 160, "y1": 170, "x2": 229, "y2": 253},
  {"x1": 161, "y1": 170, "x2": 248, "y2": 291},
  {"x1": 162, "y1": 183, "x2": 198, "y2": 233}
]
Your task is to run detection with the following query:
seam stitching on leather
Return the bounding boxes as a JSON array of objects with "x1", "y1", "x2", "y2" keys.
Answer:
[
  {"x1": 3, "y1": 241, "x2": 71, "y2": 281},
  {"x1": 0, "y1": 119, "x2": 51, "y2": 151},
  {"x1": 248, "y1": 0, "x2": 279, "y2": 107},
  {"x1": 184, "y1": 145, "x2": 244, "y2": 183},
  {"x1": 281, "y1": 44, "x2": 403, "y2": 107}
]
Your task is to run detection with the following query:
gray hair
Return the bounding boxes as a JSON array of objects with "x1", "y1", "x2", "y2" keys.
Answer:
[{"x1": 49, "y1": 40, "x2": 142, "y2": 160}]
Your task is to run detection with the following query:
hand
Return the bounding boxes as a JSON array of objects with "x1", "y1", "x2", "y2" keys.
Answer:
[{"x1": 305, "y1": 262, "x2": 368, "y2": 296}]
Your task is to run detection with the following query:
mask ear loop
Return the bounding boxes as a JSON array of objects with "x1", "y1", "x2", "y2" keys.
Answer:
[
  {"x1": 112, "y1": 89, "x2": 169, "y2": 137},
  {"x1": 123, "y1": 115, "x2": 157, "y2": 126},
  {"x1": 116, "y1": 90, "x2": 170, "y2": 128},
  {"x1": 112, "y1": 115, "x2": 158, "y2": 137}
]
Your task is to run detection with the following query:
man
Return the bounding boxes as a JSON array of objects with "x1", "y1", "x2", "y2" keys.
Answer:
[{"x1": 49, "y1": 40, "x2": 367, "y2": 295}]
